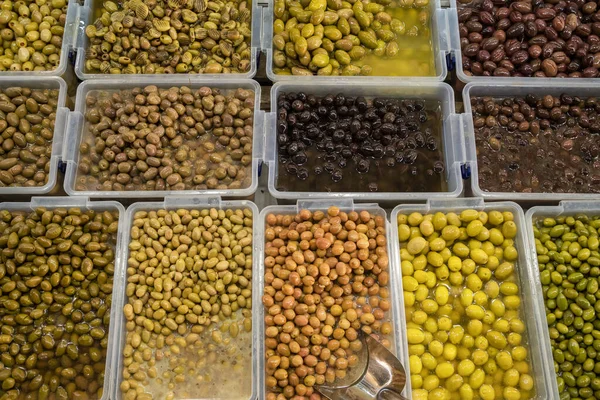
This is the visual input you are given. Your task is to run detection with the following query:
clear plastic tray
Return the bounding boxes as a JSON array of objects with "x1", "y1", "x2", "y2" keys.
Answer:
[
  {"x1": 0, "y1": 76, "x2": 69, "y2": 195},
  {"x1": 62, "y1": 78, "x2": 263, "y2": 198},
  {"x1": 524, "y1": 200, "x2": 600, "y2": 400},
  {"x1": 390, "y1": 198, "x2": 555, "y2": 399},
  {"x1": 0, "y1": 196, "x2": 128, "y2": 400},
  {"x1": 0, "y1": 1, "x2": 78, "y2": 77},
  {"x1": 255, "y1": 199, "x2": 406, "y2": 398},
  {"x1": 450, "y1": 0, "x2": 600, "y2": 85},
  {"x1": 462, "y1": 82, "x2": 600, "y2": 202},
  {"x1": 111, "y1": 196, "x2": 259, "y2": 400},
  {"x1": 264, "y1": 81, "x2": 465, "y2": 202},
  {"x1": 262, "y1": 0, "x2": 452, "y2": 82},
  {"x1": 73, "y1": 0, "x2": 261, "y2": 80}
]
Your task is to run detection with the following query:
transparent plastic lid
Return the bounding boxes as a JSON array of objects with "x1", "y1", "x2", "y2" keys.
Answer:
[
  {"x1": 462, "y1": 82, "x2": 600, "y2": 202},
  {"x1": 390, "y1": 198, "x2": 556, "y2": 400},
  {"x1": 73, "y1": 0, "x2": 261, "y2": 80},
  {"x1": 264, "y1": 81, "x2": 465, "y2": 201},
  {"x1": 263, "y1": 0, "x2": 452, "y2": 82},
  {"x1": 111, "y1": 196, "x2": 259, "y2": 400},
  {"x1": 0, "y1": 196, "x2": 127, "y2": 400},
  {"x1": 0, "y1": 76, "x2": 69, "y2": 195},
  {"x1": 450, "y1": 0, "x2": 600, "y2": 84},
  {"x1": 0, "y1": 1, "x2": 78, "y2": 77},
  {"x1": 62, "y1": 78, "x2": 263, "y2": 198}
]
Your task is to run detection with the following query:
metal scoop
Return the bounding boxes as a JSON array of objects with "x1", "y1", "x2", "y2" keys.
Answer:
[{"x1": 316, "y1": 333, "x2": 409, "y2": 400}]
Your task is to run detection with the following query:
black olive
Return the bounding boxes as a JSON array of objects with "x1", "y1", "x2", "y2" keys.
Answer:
[
  {"x1": 345, "y1": 96, "x2": 356, "y2": 106},
  {"x1": 396, "y1": 140, "x2": 406, "y2": 151},
  {"x1": 373, "y1": 98, "x2": 385, "y2": 108},
  {"x1": 292, "y1": 100, "x2": 304, "y2": 112},
  {"x1": 381, "y1": 135, "x2": 393, "y2": 146},
  {"x1": 433, "y1": 161, "x2": 445, "y2": 173},
  {"x1": 307, "y1": 95, "x2": 318, "y2": 106},
  {"x1": 338, "y1": 105, "x2": 349, "y2": 116},
  {"x1": 277, "y1": 120, "x2": 288, "y2": 135},
  {"x1": 310, "y1": 111, "x2": 320, "y2": 122},
  {"x1": 297, "y1": 167, "x2": 309, "y2": 180},
  {"x1": 338, "y1": 119, "x2": 350, "y2": 130},
  {"x1": 324, "y1": 162, "x2": 335, "y2": 173},
  {"x1": 349, "y1": 106, "x2": 359, "y2": 115},
  {"x1": 404, "y1": 101, "x2": 415, "y2": 112},
  {"x1": 297, "y1": 92, "x2": 307, "y2": 102},
  {"x1": 356, "y1": 158, "x2": 370, "y2": 173},
  {"x1": 338, "y1": 159, "x2": 347, "y2": 168},
  {"x1": 356, "y1": 97, "x2": 368, "y2": 111},
  {"x1": 300, "y1": 111, "x2": 311, "y2": 122},
  {"x1": 384, "y1": 145, "x2": 396, "y2": 157},
  {"x1": 415, "y1": 132, "x2": 426, "y2": 147},
  {"x1": 287, "y1": 142, "x2": 300, "y2": 155},
  {"x1": 328, "y1": 110, "x2": 338, "y2": 121},
  {"x1": 325, "y1": 141, "x2": 335, "y2": 152},
  {"x1": 350, "y1": 119, "x2": 361, "y2": 133},
  {"x1": 386, "y1": 157, "x2": 396, "y2": 167},
  {"x1": 404, "y1": 150, "x2": 417, "y2": 164},
  {"x1": 406, "y1": 138, "x2": 417, "y2": 149},
  {"x1": 355, "y1": 129, "x2": 369, "y2": 142},
  {"x1": 335, "y1": 94, "x2": 346, "y2": 106},
  {"x1": 395, "y1": 151, "x2": 404, "y2": 163},
  {"x1": 314, "y1": 166, "x2": 323, "y2": 175},
  {"x1": 426, "y1": 138, "x2": 437, "y2": 151},
  {"x1": 380, "y1": 123, "x2": 396, "y2": 135},
  {"x1": 373, "y1": 143, "x2": 384, "y2": 158},
  {"x1": 331, "y1": 169, "x2": 343, "y2": 182},
  {"x1": 317, "y1": 106, "x2": 328, "y2": 116},
  {"x1": 368, "y1": 182, "x2": 378, "y2": 191},
  {"x1": 323, "y1": 94, "x2": 334, "y2": 106},
  {"x1": 410, "y1": 166, "x2": 418, "y2": 175},
  {"x1": 307, "y1": 126, "x2": 320, "y2": 138},
  {"x1": 278, "y1": 108, "x2": 287, "y2": 120},
  {"x1": 286, "y1": 162, "x2": 298, "y2": 174},
  {"x1": 414, "y1": 100, "x2": 425, "y2": 111},
  {"x1": 278, "y1": 133, "x2": 289, "y2": 146},
  {"x1": 341, "y1": 148, "x2": 353, "y2": 158},
  {"x1": 372, "y1": 129, "x2": 382, "y2": 140},
  {"x1": 508, "y1": 162, "x2": 519, "y2": 171},
  {"x1": 325, "y1": 153, "x2": 337, "y2": 162},
  {"x1": 288, "y1": 114, "x2": 298, "y2": 126},
  {"x1": 333, "y1": 130, "x2": 345, "y2": 142}
]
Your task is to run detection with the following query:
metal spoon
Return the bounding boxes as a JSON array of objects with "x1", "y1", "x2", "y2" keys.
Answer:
[{"x1": 316, "y1": 333, "x2": 409, "y2": 400}]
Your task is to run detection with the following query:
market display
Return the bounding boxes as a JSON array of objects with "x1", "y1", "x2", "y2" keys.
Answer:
[
  {"x1": 0, "y1": 0, "x2": 67, "y2": 72},
  {"x1": 272, "y1": 0, "x2": 435, "y2": 76},
  {"x1": 533, "y1": 214, "x2": 600, "y2": 400},
  {"x1": 262, "y1": 206, "x2": 393, "y2": 399},
  {"x1": 398, "y1": 209, "x2": 535, "y2": 400},
  {"x1": 0, "y1": 86, "x2": 59, "y2": 188},
  {"x1": 458, "y1": 0, "x2": 600, "y2": 78},
  {"x1": 276, "y1": 92, "x2": 445, "y2": 193},
  {"x1": 472, "y1": 93, "x2": 600, "y2": 194},
  {"x1": 0, "y1": 207, "x2": 120, "y2": 399},
  {"x1": 121, "y1": 207, "x2": 253, "y2": 400},
  {"x1": 76, "y1": 85, "x2": 254, "y2": 192},
  {"x1": 84, "y1": 0, "x2": 253, "y2": 74}
]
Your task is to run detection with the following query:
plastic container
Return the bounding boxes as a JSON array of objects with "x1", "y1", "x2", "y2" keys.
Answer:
[
  {"x1": 255, "y1": 199, "x2": 407, "y2": 398},
  {"x1": 524, "y1": 200, "x2": 600, "y2": 400},
  {"x1": 111, "y1": 196, "x2": 259, "y2": 400},
  {"x1": 262, "y1": 0, "x2": 453, "y2": 82},
  {"x1": 72, "y1": 0, "x2": 261, "y2": 80},
  {"x1": 0, "y1": 76, "x2": 69, "y2": 195},
  {"x1": 390, "y1": 198, "x2": 556, "y2": 399},
  {"x1": 264, "y1": 81, "x2": 465, "y2": 202},
  {"x1": 62, "y1": 78, "x2": 263, "y2": 198},
  {"x1": 450, "y1": 0, "x2": 600, "y2": 85},
  {"x1": 0, "y1": 1, "x2": 78, "y2": 77},
  {"x1": 461, "y1": 82, "x2": 600, "y2": 202},
  {"x1": 0, "y1": 196, "x2": 127, "y2": 400}
]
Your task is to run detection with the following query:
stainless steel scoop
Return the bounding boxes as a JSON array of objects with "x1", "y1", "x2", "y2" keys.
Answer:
[{"x1": 316, "y1": 333, "x2": 409, "y2": 400}]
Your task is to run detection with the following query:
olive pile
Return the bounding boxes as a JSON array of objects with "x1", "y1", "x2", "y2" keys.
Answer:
[
  {"x1": 122, "y1": 207, "x2": 253, "y2": 400},
  {"x1": 272, "y1": 0, "x2": 435, "y2": 76},
  {"x1": 77, "y1": 85, "x2": 254, "y2": 192},
  {"x1": 277, "y1": 92, "x2": 445, "y2": 193},
  {"x1": 0, "y1": 0, "x2": 67, "y2": 72},
  {"x1": 263, "y1": 207, "x2": 392, "y2": 400},
  {"x1": 533, "y1": 215, "x2": 600, "y2": 400},
  {"x1": 0, "y1": 207, "x2": 119, "y2": 400},
  {"x1": 473, "y1": 94, "x2": 600, "y2": 194},
  {"x1": 398, "y1": 209, "x2": 535, "y2": 400},
  {"x1": 458, "y1": 0, "x2": 600, "y2": 78},
  {"x1": 84, "y1": 0, "x2": 252, "y2": 74}
]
